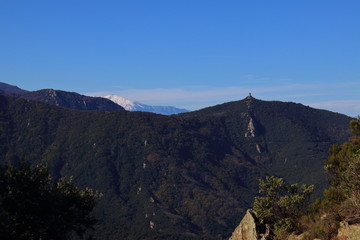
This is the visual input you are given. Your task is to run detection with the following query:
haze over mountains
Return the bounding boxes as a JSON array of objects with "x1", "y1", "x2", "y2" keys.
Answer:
[{"x1": 0, "y1": 82, "x2": 354, "y2": 239}]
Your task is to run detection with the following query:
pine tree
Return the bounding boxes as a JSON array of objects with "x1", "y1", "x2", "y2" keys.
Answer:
[{"x1": 253, "y1": 176, "x2": 314, "y2": 238}]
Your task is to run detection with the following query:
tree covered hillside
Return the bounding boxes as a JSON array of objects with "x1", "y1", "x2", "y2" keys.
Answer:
[
  {"x1": 178, "y1": 96, "x2": 352, "y2": 190},
  {"x1": 0, "y1": 94, "x2": 353, "y2": 239}
]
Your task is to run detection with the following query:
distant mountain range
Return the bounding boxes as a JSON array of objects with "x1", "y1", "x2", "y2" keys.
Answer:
[
  {"x1": 103, "y1": 94, "x2": 189, "y2": 115},
  {"x1": 0, "y1": 82, "x2": 27, "y2": 94},
  {"x1": 0, "y1": 83, "x2": 353, "y2": 239},
  {"x1": 0, "y1": 82, "x2": 124, "y2": 111},
  {"x1": 0, "y1": 82, "x2": 189, "y2": 115}
]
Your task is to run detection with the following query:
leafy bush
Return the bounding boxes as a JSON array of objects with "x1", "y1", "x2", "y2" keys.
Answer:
[{"x1": 298, "y1": 214, "x2": 339, "y2": 240}]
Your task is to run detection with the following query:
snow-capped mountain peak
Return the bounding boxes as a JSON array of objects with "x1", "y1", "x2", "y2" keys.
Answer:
[
  {"x1": 103, "y1": 94, "x2": 137, "y2": 111},
  {"x1": 103, "y1": 94, "x2": 189, "y2": 115}
]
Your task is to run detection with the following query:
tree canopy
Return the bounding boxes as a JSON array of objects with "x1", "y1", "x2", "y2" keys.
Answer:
[
  {"x1": 253, "y1": 176, "x2": 314, "y2": 238},
  {"x1": 0, "y1": 160, "x2": 99, "y2": 240},
  {"x1": 323, "y1": 118, "x2": 360, "y2": 223}
]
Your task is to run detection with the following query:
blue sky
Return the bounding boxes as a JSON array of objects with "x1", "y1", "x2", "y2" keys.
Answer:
[{"x1": 0, "y1": 1, "x2": 359, "y2": 116}]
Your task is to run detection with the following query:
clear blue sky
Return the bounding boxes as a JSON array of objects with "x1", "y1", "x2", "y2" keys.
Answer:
[{"x1": 1, "y1": 1, "x2": 359, "y2": 116}]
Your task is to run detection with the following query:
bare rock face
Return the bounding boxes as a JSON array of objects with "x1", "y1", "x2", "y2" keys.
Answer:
[
  {"x1": 229, "y1": 210, "x2": 259, "y2": 240},
  {"x1": 245, "y1": 118, "x2": 256, "y2": 138},
  {"x1": 230, "y1": 211, "x2": 360, "y2": 240},
  {"x1": 338, "y1": 222, "x2": 360, "y2": 240}
]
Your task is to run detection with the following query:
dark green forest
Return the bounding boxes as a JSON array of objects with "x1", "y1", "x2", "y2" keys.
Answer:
[
  {"x1": 0, "y1": 93, "x2": 353, "y2": 239},
  {"x1": 0, "y1": 160, "x2": 98, "y2": 240}
]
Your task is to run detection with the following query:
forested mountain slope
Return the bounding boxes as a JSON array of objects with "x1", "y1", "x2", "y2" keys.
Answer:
[
  {"x1": 0, "y1": 94, "x2": 352, "y2": 239},
  {"x1": 178, "y1": 95, "x2": 352, "y2": 190},
  {"x1": 0, "y1": 82, "x2": 124, "y2": 111}
]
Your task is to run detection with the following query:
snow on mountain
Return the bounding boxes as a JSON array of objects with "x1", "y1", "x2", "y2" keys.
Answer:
[
  {"x1": 103, "y1": 95, "x2": 137, "y2": 111},
  {"x1": 103, "y1": 94, "x2": 189, "y2": 115}
]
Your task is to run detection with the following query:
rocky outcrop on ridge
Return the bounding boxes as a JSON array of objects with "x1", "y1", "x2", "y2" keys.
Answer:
[
  {"x1": 230, "y1": 211, "x2": 360, "y2": 240},
  {"x1": 229, "y1": 209, "x2": 269, "y2": 240}
]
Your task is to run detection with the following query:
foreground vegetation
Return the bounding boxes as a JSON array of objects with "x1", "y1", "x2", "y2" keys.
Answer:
[
  {"x1": 0, "y1": 159, "x2": 99, "y2": 240},
  {"x1": 252, "y1": 118, "x2": 360, "y2": 239},
  {"x1": 253, "y1": 176, "x2": 314, "y2": 239}
]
